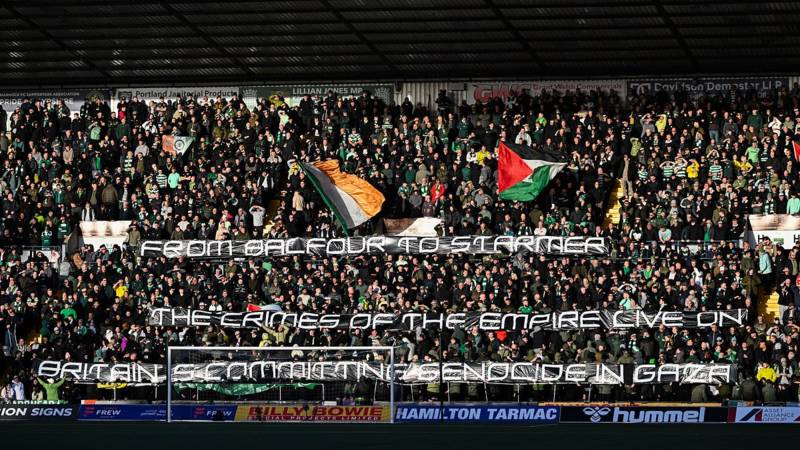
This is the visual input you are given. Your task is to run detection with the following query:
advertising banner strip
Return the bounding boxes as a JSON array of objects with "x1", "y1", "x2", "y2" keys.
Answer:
[
  {"x1": 35, "y1": 360, "x2": 735, "y2": 385},
  {"x1": 395, "y1": 404, "x2": 559, "y2": 423},
  {"x1": 560, "y1": 406, "x2": 729, "y2": 424},
  {"x1": 0, "y1": 88, "x2": 110, "y2": 129},
  {"x1": 0, "y1": 405, "x2": 78, "y2": 421},
  {"x1": 78, "y1": 404, "x2": 237, "y2": 421},
  {"x1": 730, "y1": 406, "x2": 800, "y2": 424},
  {"x1": 234, "y1": 404, "x2": 390, "y2": 422},
  {"x1": 627, "y1": 77, "x2": 789, "y2": 99},
  {"x1": 467, "y1": 80, "x2": 625, "y2": 104},
  {"x1": 113, "y1": 87, "x2": 240, "y2": 103},
  {"x1": 146, "y1": 308, "x2": 747, "y2": 331},
  {"x1": 138, "y1": 236, "x2": 610, "y2": 258}
]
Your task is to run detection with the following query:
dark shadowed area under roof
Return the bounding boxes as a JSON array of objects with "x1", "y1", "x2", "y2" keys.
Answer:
[{"x1": 1, "y1": 0, "x2": 797, "y2": 86}]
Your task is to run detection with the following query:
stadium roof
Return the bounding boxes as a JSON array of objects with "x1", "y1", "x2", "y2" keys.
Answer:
[{"x1": 1, "y1": 0, "x2": 798, "y2": 86}]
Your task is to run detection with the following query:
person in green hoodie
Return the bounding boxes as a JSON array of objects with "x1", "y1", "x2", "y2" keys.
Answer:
[{"x1": 36, "y1": 378, "x2": 64, "y2": 401}]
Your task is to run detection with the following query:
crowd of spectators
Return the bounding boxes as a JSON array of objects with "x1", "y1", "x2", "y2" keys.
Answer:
[{"x1": 1, "y1": 82, "x2": 800, "y2": 403}]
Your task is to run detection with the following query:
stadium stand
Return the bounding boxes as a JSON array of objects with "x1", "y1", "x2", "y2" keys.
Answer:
[{"x1": 2, "y1": 80, "x2": 800, "y2": 406}]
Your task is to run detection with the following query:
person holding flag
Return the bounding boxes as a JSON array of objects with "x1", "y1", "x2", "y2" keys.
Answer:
[
  {"x1": 301, "y1": 160, "x2": 385, "y2": 235},
  {"x1": 497, "y1": 141, "x2": 568, "y2": 202}
]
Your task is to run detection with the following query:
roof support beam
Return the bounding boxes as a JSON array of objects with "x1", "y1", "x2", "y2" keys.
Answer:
[
  {"x1": 318, "y1": 0, "x2": 399, "y2": 74},
  {"x1": 19, "y1": 11, "x2": 800, "y2": 27},
  {"x1": 3, "y1": 4, "x2": 111, "y2": 80},
  {"x1": 651, "y1": 0, "x2": 699, "y2": 71},
  {"x1": 483, "y1": 0, "x2": 545, "y2": 72},
  {"x1": 157, "y1": 1, "x2": 255, "y2": 76},
  {"x1": 4, "y1": 0, "x2": 787, "y2": 8}
]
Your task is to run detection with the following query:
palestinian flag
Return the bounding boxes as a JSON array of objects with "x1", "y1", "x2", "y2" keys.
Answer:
[
  {"x1": 497, "y1": 141, "x2": 567, "y2": 202},
  {"x1": 246, "y1": 303, "x2": 282, "y2": 312},
  {"x1": 793, "y1": 140, "x2": 800, "y2": 162},
  {"x1": 301, "y1": 160, "x2": 385, "y2": 232}
]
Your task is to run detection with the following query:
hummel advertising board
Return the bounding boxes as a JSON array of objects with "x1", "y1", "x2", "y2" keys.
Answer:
[{"x1": 561, "y1": 406, "x2": 728, "y2": 423}]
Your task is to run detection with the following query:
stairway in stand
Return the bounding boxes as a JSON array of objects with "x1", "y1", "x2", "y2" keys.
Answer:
[
  {"x1": 760, "y1": 288, "x2": 780, "y2": 323},
  {"x1": 602, "y1": 179, "x2": 624, "y2": 228}
]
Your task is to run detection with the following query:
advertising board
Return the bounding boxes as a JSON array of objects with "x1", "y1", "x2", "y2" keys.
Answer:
[
  {"x1": 561, "y1": 406, "x2": 728, "y2": 423},
  {"x1": 730, "y1": 407, "x2": 800, "y2": 423},
  {"x1": 395, "y1": 404, "x2": 559, "y2": 423},
  {"x1": 78, "y1": 404, "x2": 237, "y2": 421},
  {"x1": 0, "y1": 405, "x2": 77, "y2": 420},
  {"x1": 234, "y1": 404, "x2": 391, "y2": 422}
]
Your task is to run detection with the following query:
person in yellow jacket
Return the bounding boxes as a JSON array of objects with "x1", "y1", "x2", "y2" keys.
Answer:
[
  {"x1": 114, "y1": 280, "x2": 128, "y2": 299},
  {"x1": 655, "y1": 114, "x2": 668, "y2": 134},
  {"x1": 686, "y1": 159, "x2": 700, "y2": 179},
  {"x1": 476, "y1": 146, "x2": 491, "y2": 166},
  {"x1": 733, "y1": 155, "x2": 753, "y2": 175},
  {"x1": 756, "y1": 362, "x2": 777, "y2": 384}
]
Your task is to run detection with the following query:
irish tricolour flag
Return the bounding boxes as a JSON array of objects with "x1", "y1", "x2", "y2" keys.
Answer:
[
  {"x1": 497, "y1": 141, "x2": 567, "y2": 202},
  {"x1": 301, "y1": 160, "x2": 385, "y2": 233}
]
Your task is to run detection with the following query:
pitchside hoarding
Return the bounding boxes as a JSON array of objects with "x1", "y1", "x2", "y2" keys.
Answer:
[
  {"x1": 561, "y1": 406, "x2": 728, "y2": 424},
  {"x1": 78, "y1": 404, "x2": 237, "y2": 421},
  {"x1": 730, "y1": 406, "x2": 800, "y2": 423},
  {"x1": 395, "y1": 404, "x2": 559, "y2": 423},
  {"x1": 0, "y1": 405, "x2": 78, "y2": 421},
  {"x1": 233, "y1": 404, "x2": 391, "y2": 422}
]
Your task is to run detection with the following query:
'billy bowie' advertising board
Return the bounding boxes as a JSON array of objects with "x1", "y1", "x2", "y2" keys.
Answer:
[{"x1": 234, "y1": 404, "x2": 391, "y2": 422}]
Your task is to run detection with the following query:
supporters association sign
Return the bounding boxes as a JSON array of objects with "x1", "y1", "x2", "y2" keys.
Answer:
[
  {"x1": 139, "y1": 236, "x2": 609, "y2": 258},
  {"x1": 0, "y1": 88, "x2": 109, "y2": 128},
  {"x1": 147, "y1": 308, "x2": 747, "y2": 331},
  {"x1": 35, "y1": 360, "x2": 735, "y2": 385}
]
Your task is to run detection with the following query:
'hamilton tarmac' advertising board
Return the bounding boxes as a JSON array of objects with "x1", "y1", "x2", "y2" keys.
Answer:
[{"x1": 395, "y1": 404, "x2": 559, "y2": 423}]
